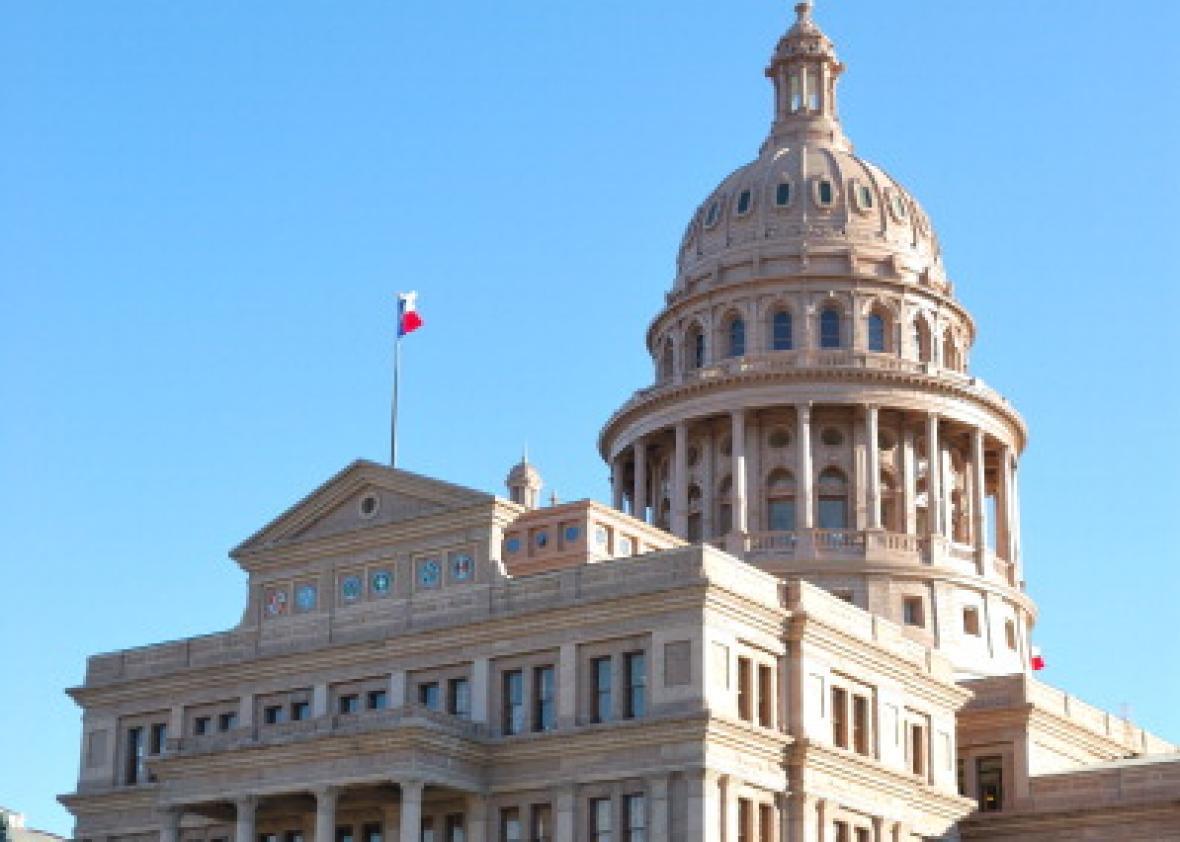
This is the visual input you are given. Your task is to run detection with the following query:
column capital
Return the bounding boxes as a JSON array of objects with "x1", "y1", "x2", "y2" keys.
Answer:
[
  {"x1": 234, "y1": 795, "x2": 258, "y2": 812},
  {"x1": 157, "y1": 806, "x2": 183, "y2": 825},
  {"x1": 398, "y1": 778, "x2": 426, "y2": 794},
  {"x1": 312, "y1": 785, "x2": 338, "y2": 804}
]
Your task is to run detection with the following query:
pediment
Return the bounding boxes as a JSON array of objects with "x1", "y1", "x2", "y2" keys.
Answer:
[{"x1": 232, "y1": 460, "x2": 494, "y2": 558}]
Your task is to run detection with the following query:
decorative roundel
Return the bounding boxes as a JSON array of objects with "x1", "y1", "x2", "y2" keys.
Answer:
[
  {"x1": 768, "y1": 427, "x2": 791, "y2": 449},
  {"x1": 505, "y1": 537, "x2": 522, "y2": 554},
  {"x1": 358, "y1": 493, "x2": 380, "y2": 519},
  {"x1": 821, "y1": 427, "x2": 845, "y2": 447},
  {"x1": 419, "y1": 558, "x2": 442, "y2": 588},
  {"x1": 594, "y1": 526, "x2": 609, "y2": 547},
  {"x1": 450, "y1": 552, "x2": 474, "y2": 581},
  {"x1": 535, "y1": 531, "x2": 549, "y2": 548},
  {"x1": 340, "y1": 574, "x2": 363, "y2": 603},
  {"x1": 370, "y1": 569, "x2": 393, "y2": 596},
  {"x1": 265, "y1": 589, "x2": 289, "y2": 617},
  {"x1": 564, "y1": 525, "x2": 581, "y2": 543},
  {"x1": 295, "y1": 584, "x2": 317, "y2": 612}
]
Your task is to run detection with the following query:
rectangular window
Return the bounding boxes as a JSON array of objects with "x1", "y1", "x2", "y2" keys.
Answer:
[
  {"x1": 737, "y1": 799, "x2": 752, "y2": 842},
  {"x1": 624, "y1": 652, "x2": 647, "y2": 719},
  {"x1": 903, "y1": 597, "x2": 924, "y2": 628},
  {"x1": 291, "y1": 701, "x2": 310, "y2": 722},
  {"x1": 737, "y1": 190, "x2": 752, "y2": 216},
  {"x1": 531, "y1": 804, "x2": 553, "y2": 842},
  {"x1": 758, "y1": 665, "x2": 773, "y2": 728},
  {"x1": 737, "y1": 657, "x2": 753, "y2": 722},
  {"x1": 590, "y1": 798, "x2": 612, "y2": 842},
  {"x1": 260, "y1": 834, "x2": 278, "y2": 842},
  {"x1": 855, "y1": 830, "x2": 870, "y2": 842},
  {"x1": 818, "y1": 498, "x2": 848, "y2": 530},
  {"x1": 776, "y1": 182, "x2": 792, "y2": 207},
  {"x1": 420, "y1": 818, "x2": 434, "y2": 842},
  {"x1": 448, "y1": 678, "x2": 471, "y2": 719},
  {"x1": 622, "y1": 794, "x2": 645, "y2": 842},
  {"x1": 444, "y1": 814, "x2": 465, "y2": 842},
  {"x1": 758, "y1": 804, "x2": 774, "y2": 842},
  {"x1": 910, "y1": 722, "x2": 926, "y2": 777},
  {"x1": 1005, "y1": 620, "x2": 1017, "y2": 650},
  {"x1": 767, "y1": 499, "x2": 796, "y2": 532},
  {"x1": 218, "y1": 712, "x2": 238, "y2": 732},
  {"x1": 503, "y1": 670, "x2": 524, "y2": 735},
  {"x1": 963, "y1": 607, "x2": 981, "y2": 637},
  {"x1": 367, "y1": 690, "x2": 388, "y2": 711},
  {"x1": 339, "y1": 694, "x2": 360, "y2": 715},
  {"x1": 977, "y1": 755, "x2": 1004, "y2": 812},
  {"x1": 335, "y1": 827, "x2": 353, "y2": 842},
  {"x1": 284, "y1": 832, "x2": 304, "y2": 842},
  {"x1": 263, "y1": 706, "x2": 283, "y2": 725},
  {"x1": 361, "y1": 823, "x2": 381, "y2": 842},
  {"x1": 418, "y1": 682, "x2": 441, "y2": 711},
  {"x1": 194, "y1": 716, "x2": 211, "y2": 735},
  {"x1": 834, "y1": 822, "x2": 849, "y2": 842},
  {"x1": 831, "y1": 687, "x2": 848, "y2": 748},
  {"x1": 534, "y1": 666, "x2": 556, "y2": 732},
  {"x1": 124, "y1": 726, "x2": 144, "y2": 784},
  {"x1": 499, "y1": 808, "x2": 521, "y2": 842},
  {"x1": 592, "y1": 657, "x2": 613, "y2": 723},
  {"x1": 852, "y1": 695, "x2": 869, "y2": 755},
  {"x1": 957, "y1": 758, "x2": 966, "y2": 796},
  {"x1": 148, "y1": 723, "x2": 167, "y2": 754}
]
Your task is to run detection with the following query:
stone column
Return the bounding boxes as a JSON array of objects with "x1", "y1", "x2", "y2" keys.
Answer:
[
  {"x1": 866, "y1": 405, "x2": 881, "y2": 530},
  {"x1": 465, "y1": 795, "x2": 488, "y2": 842},
  {"x1": 816, "y1": 798, "x2": 830, "y2": 842},
  {"x1": 470, "y1": 658, "x2": 489, "y2": 725},
  {"x1": 731, "y1": 410, "x2": 749, "y2": 536},
  {"x1": 997, "y1": 445, "x2": 1013, "y2": 564},
  {"x1": 747, "y1": 411, "x2": 762, "y2": 533},
  {"x1": 902, "y1": 424, "x2": 917, "y2": 535},
  {"x1": 797, "y1": 404, "x2": 815, "y2": 530},
  {"x1": 554, "y1": 784, "x2": 576, "y2": 842},
  {"x1": 557, "y1": 642, "x2": 577, "y2": 729},
  {"x1": 235, "y1": 796, "x2": 257, "y2": 842},
  {"x1": 612, "y1": 454, "x2": 626, "y2": 512},
  {"x1": 721, "y1": 775, "x2": 740, "y2": 841},
  {"x1": 647, "y1": 775, "x2": 670, "y2": 842},
  {"x1": 314, "y1": 787, "x2": 337, "y2": 842},
  {"x1": 399, "y1": 781, "x2": 424, "y2": 842},
  {"x1": 872, "y1": 817, "x2": 886, "y2": 842},
  {"x1": 685, "y1": 770, "x2": 721, "y2": 842},
  {"x1": 971, "y1": 428, "x2": 987, "y2": 572},
  {"x1": 702, "y1": 426, "x2": 715, "y2": 539},
  {"x1": 633, "y1": 435, "x2": 648, "y2": 524},
  {"x1": 672, "y1": 422, "x2": 689, "y2": 536},
  {"x1": 926, "y1": 413, "x2": 942, "y2": 537},
  {"x1": 159, "y1": 807, "x2": 182, "y2": 842},
  {"x1": 1011, "y1": 458, "x2": 1023, "y2": 573}
]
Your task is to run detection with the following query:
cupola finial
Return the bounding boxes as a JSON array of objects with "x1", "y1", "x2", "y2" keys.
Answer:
[{"x1": 795, "y1": 1, "x2": 814, "y2": 23}]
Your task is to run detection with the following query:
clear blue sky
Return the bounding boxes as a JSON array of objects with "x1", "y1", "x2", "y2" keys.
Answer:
[{"x1": 2, "y1": 2, "x2": 1177, "y2": 834}]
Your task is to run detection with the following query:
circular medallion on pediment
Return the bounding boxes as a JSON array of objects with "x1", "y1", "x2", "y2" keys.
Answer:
[
  {"x1": 450, "y1": 552, "x2": 473, "y2": 582},
  {"x1": 370, "y1": 569, "x2": 393, "y2": 596},
  {"x1": 340, "y1": 574, "x2": 363, "y2": 603},
  {"x1": 418, "y1": 558, "x2": 441, "y2": 589},
  {"x1": 295, "y1": 584, "x2": 317, "y2": 612}
]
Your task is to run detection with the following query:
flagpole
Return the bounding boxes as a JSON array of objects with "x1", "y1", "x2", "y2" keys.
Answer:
[{"x1": 391, "y1": 332, "x2": 401, "y2": 467}]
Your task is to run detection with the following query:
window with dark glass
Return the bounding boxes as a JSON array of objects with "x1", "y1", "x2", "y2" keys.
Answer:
[
  {"x1": 534, "y1": 666, "x2": 556, "y2": 732},
  {"x1": 420, "y1": 818, "x2": 434, "y2": 842},
  {"x1": 149, "y1": 722, "x2": 167, "y2": 755},
  {"x1": 590, "y1": 798, "x2": 612, "y2": 842},
  {"x1": 284, "y1": 831, "x2": 304, "y2": 842},
  {"x1": 737, "y1": 190, "x2": 752, "y2": 216},
  {"x1": 737, "y1": 799, "x2": 752, "y2": 842},
  {"x1": 263, "y1": 706, "x2": 283, "y2": 725},
  {"x1": 977, "y1": 755, "x2": 1004, "y2": 812},
  {"x1": 833, "y1": 822, "x2": 850, "y2": 842},
  {"x1": 818, "y1": 180, "x2": 834, "y2": 206},
  {"x1": 362, "y1": 823, "x2": 382, "y2": 842},
  {"x1": 503, "y1": 670, "x2": 525, "y2": 735},
  {"x1": 957, "y1": 759, "x2": 966, "y2": 796},
  {"x1": 759, "y1": 804, "x2": 773, "y2": 842},
  {"x1": 624, "y1": 652, "x2": 647, "y2": 719},
  {"x1": 852, "y1": 695, "x2": 869, "y2": 755},
  {"x1": 339, "y1": 694, "x2": 360, "y2": 715},
  {"x1": 728, "y1": 318, "x2": 746, "y2": 357},
  {"x1": 367, "y1": 690, "x2": 388, "y2": 711},
  {"x1": 910, "y1": 722, "x2": 926, "y2": 776},
  {"x1": 855, "y1": 829, "x2": 870, "y2": 842},
  {"x1": 963, "y1": 607, "x2": 981, "y2": 637},
  {"x1": 124, "y1": 726, "x2": 144, "y2": 784},
  {"x1": 218, "y1": 711, "x2": 238, "y2": 731},
  {"x1": 444, "y1": 814, "x2": 465, "y2": 842},
  {"x1": 832, "y1": 687, "x2": 848, "y2": 748},
  {"x1": 531, "y1": 805, "x2": 553, "y2": 842},
  {"x1": 819, "y1": 308, "x2": 841, "y2": 349},
  {"x1": 194, "y1": 716, "x2": 211, "y2": 736},
  {"x1": 775, "y1": 182, "x2": 791, "y2": 207},
  {"x1": 449, "y1": 678, "x2": 471, "y2": 719},
  {"x1": 418, "y1": 682, "x2": 441, "y2": 711},
  {"x1": 868, "y1": 313, "x2": 886, "y2": 352},
  {"x1": 499, "y1": 808, "x2": 522, "y2": 842},
  {"x1": 758, "y1": 665, "x2": 773, "y2": 728},
  {"x1": 692, "y1": 330, "x2": 706, "y2": 369},
  {"x1": 335, "y1": 826, "x2": 353, "y2": 842},
  {"x1": 903, "y1": 597, "x2": 924, "y2": 628},
  {"x1": 817, "y1": 469, "x2": 849, "y2": 530},
  {"x1": 766, "y1": 469, "x2": 796, "y2": 532},
  {"x1": 592, "y1": 657, "x2": 613, "y2": 723},
  {"x1": 622, "y1": 794, "x2": 644, "y2": 842},
  {"x1": 771, "y1": 311, "x2": 792, "y2": 350},
  {"x1": 291, "y1": 701, "x2": 310, "y2": 722}
]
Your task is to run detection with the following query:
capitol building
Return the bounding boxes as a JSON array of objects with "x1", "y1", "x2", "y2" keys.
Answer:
[{"x1": 60, "y1": 4, "x2": 1179, "y2": 841}]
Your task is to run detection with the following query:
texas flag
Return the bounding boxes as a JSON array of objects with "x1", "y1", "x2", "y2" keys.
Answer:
[
  {"x1": 397, "y1": 291, "x2": 424, "y2": 338},
  {"x1": 1030, "y1": 646, "x2": 1046, "y2": 672}
]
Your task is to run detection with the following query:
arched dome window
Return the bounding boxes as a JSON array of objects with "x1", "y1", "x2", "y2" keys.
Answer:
[
  {"x1": 727, "y1": 316, "x2": 746, "y2": 358},
  {"x1": 766, "y1": 469, "x2": 796, "y2": 532},
  {"x1": 771, "y1": 310, "x2": 793, "y2": 351},
  {"x1": 717, "y1": 475, "x2": 733, "y2": 537},
  {"x1": 660, "y1": 338, "x2": 675, "y2": 382},
  {"x1": 817, "y1": 468, "x2": 849, "y2": 530},
  {"x1": 942, "y1": 328, "x2": 960, "y2": 371},
  {"x1": 868, "y1": 311, "x2": 890, "y2": 353},
  {"x1": 912, "y1": 318, "x2": 932, "y2": 363},
  {"x1": 820, "y1": 308, "x2": 842, "y2": 349},
  {"x1": 687, "y1": 484, "x2": 703, "y2": 542},
  {"x1": 686, "y1": 325, "x2": 706, "y2": 370}
]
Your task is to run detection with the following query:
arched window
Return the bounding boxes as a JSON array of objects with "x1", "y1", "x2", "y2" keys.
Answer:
[
  {"x1": 820, "y1": 308, "x2": 842, "y2": 349},
  {"x1": 817, "y1": 468, "x2": 849, "y2": 530},
  {"x1": 660, "y1": 338, "x2": 675, "y2": 382},
  {"x1": 912, "y1": 318, "x2": 932, "y2": 363},
  {"x1": 717, "y1": 476, "x2": 733, "y2": 537},
  {"x1": 942, "y1": 328, "x2": 958, "y2": 371},
  {"x1": 686, "y1": 326, "x2": 706, "y2": 370},
  {"x1": 766, "y1": 469, "x2": 796, "y2": 532},
  {"x1": 771, "y1": 310, "x2": 793, "y2": 351},
  {"x1": 728, "y1": 317, "x2": 746, "y2": 358},
  {"x1": 868, "y1": 313, "x2": 887, "y2": 352},
  {"x1": 880, "y1": 471, "x2": 899, "y2": 531}
]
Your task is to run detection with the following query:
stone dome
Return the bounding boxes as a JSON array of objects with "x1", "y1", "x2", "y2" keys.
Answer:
[
  {"x1": 672, "y1": 1, "x2": 948, "y2": 297},
  {"x1": 506, "y1": 459, "x2": 541, "y2": 488}
]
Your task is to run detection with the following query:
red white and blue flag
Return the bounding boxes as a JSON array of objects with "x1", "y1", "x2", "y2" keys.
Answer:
[{"x1": 397, "y1": 291, "x2": 424, "y2": 338}]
